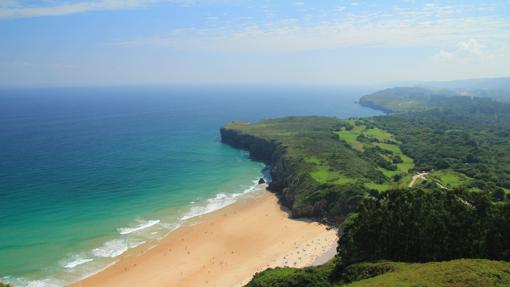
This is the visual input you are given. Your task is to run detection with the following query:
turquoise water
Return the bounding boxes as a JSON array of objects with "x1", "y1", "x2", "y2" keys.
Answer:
[{"x1": 0, "y1": 86, "x2": 381, "y2": 286}]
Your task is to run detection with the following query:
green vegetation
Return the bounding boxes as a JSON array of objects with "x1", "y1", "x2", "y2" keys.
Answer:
[
  {"x1": 340, "y1": 188, "x2": 510, "y2": 264},
  {"x1": 344, "y1": 259, "x2": 510, "y2": 287},
  {"x1": 246, "y1": 260, "x2": 401, "y2": 287},
  {"x1": 247, "y1": 259, "x2": 510, "y2": 287},
  {"x1": 359, "y1": 86, "x2": 510, "y2": 113},
  {"x1": 246, "y1": 260, "x2": 336, "y2": 287},
  {"x1": 358, "y1": 87, "x2": 458, "y2": 113},
  {"x1": 372, "y1": 98, "x2": 510, "y2": 195},
  {"x1": 429, "y1": 170, "x2": 471, "y2": 189},
  {"x1": 336, "y1": 119, "x2": 414, "y2": 190},
  {"x1": 222, "y1": 116, "x2": 425, "y2": 219},
  {"x1": 222, "y1": 116, "x2": 393, "y2": 220},
  {"x1": 223, "y1": 89, "x2": 510, "y2": 287}
]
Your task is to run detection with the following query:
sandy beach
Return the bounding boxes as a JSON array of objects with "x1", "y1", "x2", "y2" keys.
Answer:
[{"x1": 71, "y1": 187, "x2": 338, "y2": 287}]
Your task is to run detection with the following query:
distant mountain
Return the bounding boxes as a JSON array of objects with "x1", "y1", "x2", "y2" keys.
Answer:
[
  {"x1": 359, "y1": 87, "x2": 457, "y2": 113},
  {"x1": 418, "y1": 77, "x2": 510, "y2": 103},
  {"x1": 419, "y1": 77, "x2": 510, "y2": 91},
  {"x1": 360, "y1": 77, "x2": 510, "y2": 113}
]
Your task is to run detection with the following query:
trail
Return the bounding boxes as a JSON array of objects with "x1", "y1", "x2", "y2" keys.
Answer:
[{"x1": 409, "y1": 172, "x2": 428, "y2": 187}]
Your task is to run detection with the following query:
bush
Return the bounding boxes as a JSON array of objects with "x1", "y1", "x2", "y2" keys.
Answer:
[
  {"x1": 246, "y1": 263, "x2": 334, "y2": 287},
  {"x1": 331, "y1": 261, "x2": 397, "y2": 283}
]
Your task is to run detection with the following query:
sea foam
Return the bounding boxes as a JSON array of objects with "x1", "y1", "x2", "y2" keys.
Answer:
[
  {"x1": 14, "y1": 180, "x2": 264, "y2": 286},
  {"x1": 6, "y1": 277, "x2": 62, "y2": 287},
  {"x1": 118, "y1": 219, "x2": 160, "y2": 235},
  {"x1": 62, "y1": 257, "x2": 93, "y2": 269},
  {"x1": 180, "y1": 180, "x2": 261, "y2": 221},
  {"x1": 92, "y1": 239, "x2": 145, "y2": 258}
]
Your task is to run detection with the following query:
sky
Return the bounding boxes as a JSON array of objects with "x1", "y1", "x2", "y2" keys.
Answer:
[{"x1": 0, "y1": 0, "x2": 509, "y2": 86}]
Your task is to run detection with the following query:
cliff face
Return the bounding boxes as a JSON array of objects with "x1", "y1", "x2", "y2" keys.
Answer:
[
  {"x1": 220, "y1": 127, "x2": 315, "y2": 217},
  {"x1": 358, "y1": 96, "x2": 393, "y2": 114},
  {"x1": 220, "y1": 128, "x2": 276, "y2": 164},
  {"x1": 220, "y1": 117, "x2": 375, "y2": 223}
]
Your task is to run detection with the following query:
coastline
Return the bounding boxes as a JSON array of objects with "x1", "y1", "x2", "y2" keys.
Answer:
[{"x1": 70, "y1": 186, "x2": 338, "y2": 287}]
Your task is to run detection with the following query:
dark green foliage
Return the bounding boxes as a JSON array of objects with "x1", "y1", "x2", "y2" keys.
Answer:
[
  {"x1": 315, "y1": 183, "x2": 367, "y2": 222},
  {"x1": 356, "y1": 134, "x2": 377, "y2": 143},
  {"x1": 362, "y1": 147, "x2": 397, "y2": 171},
  {"x1": 246, "y1": 262, "x2": 334, "y2": 287},
  {"x1": 340, "y1": 188, "x2": 510, "y2": 264},
  {"x1": 492, "y1": 189, "x2": 506, "y2": 201},
  {"x1": 331, "y1": 261, "x2": 397, "y2": 284}
]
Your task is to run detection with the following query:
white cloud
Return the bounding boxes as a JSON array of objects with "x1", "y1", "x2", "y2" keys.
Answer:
[
  {"x1": 0, "y1": 0, "x2": 179, "y2": 18},
  {"x1": 112, "y1": 12, "x2": 510, "y2": 54},
  {"x1": 432, "y1": 39, "x2": 493, "y2": 62},
  {"x1": 433, "y1": 50, "x2": 455, "y2": 61},
  {"x1": 335, "y1": 6, "x2": 346, "y2": 13},
  {"x1": 2, "y1": 1, "x2": 509, "y2": 85},
  {"x1": 457, "y1": 38, "x2": 484, "y2": 55}
]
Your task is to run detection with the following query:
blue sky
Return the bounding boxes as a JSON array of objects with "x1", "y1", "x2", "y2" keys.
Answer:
[{"x1": 0, "y1": 0, "x2": 509, "y2": 86}]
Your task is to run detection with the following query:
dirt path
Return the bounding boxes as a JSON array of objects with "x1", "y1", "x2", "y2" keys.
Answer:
[{"x1": 409, "y1": 172, "x2": 428, "y2": 187}]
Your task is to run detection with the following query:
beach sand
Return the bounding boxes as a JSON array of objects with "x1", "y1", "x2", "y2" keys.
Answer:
[{"x1": 71, "y1": 187, "x2": 338, "y2": 287}]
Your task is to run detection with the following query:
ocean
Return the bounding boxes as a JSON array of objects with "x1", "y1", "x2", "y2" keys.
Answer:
[{"x1": 0, "y1": 86, "x2": 382, "y2": 286}]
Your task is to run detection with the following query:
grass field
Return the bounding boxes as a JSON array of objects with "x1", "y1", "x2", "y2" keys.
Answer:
[
  {"x1": 344, "y1": 259, "x2": 510, "y2": 287},
  {"x1": 310, "y1": 166, "x2": 357, "y2": 185},
  {"x1": 429, "y1": 170, "x2": 471, "y2": 189},
  {"x1": 336, "y1": 119, "x2": 415, "y2": 190},
  {"x1": 364, "y1": 182, "x2": 391, "y2": 192},
  {"x1": 247, "y1": 259, "x2": 510, "y2": 287}
]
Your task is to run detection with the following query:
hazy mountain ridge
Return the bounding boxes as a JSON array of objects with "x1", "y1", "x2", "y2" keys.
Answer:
[{"x1": 360, "y1": 77, "x2": 510, "y2": 113}]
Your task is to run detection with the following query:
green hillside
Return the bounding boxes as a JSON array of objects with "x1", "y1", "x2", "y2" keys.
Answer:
[
  {"x1": 358, "y1": 87, "x2": 457, "y2": 113},
  {"x1": 222, "y1": 116, "x2": 416, "y2": 220},
  {"x1": 222, "y1": 96, "x2": 510, "y2": 222},
  {"x1": 346, "y1": 259, "x2": 510, "y2": 287},
  {"x1": 247, "y1": 259, "x2": 510, "y2": 287},
  {"x1": 223, "y1": 90, "x2": 510, "y2": 287}
]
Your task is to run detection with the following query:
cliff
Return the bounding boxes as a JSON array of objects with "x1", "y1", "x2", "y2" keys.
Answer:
[
  {"x1": 358, "y1": 96, "x2": 393, "y2": 113},
  {"x1": 220, "y1": 126, "x2": 303, "y2": 216},
  {"x1": 220, "y1": 116, "x2": 381, "y2": 222},
  {"x1": 219, "y1": 127, "x2": 276, "y2": 164}
]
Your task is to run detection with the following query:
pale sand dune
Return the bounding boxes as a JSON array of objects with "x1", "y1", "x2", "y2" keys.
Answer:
[{"x1": 71, "y1": 189, "x2": 338, "y2": 287}]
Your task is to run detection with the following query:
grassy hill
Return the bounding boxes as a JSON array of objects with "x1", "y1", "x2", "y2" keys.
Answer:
[
  {"x1": 358, "y1": 87, "x2": 457, "y2": 113},
  {"x1": 359, "y1": 86, "x2": 510, "y2": 113},
  {"x1": 246, "y1": 259, "x2": 510, "y2": 287},
  {"x1": 344, "y1": 259, "x2": 510, "y2": 287}
]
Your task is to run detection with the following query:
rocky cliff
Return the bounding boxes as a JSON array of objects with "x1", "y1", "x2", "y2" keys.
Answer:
[{"x1": 220, "y1": 127, "x2": 321, "y2": 218}]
